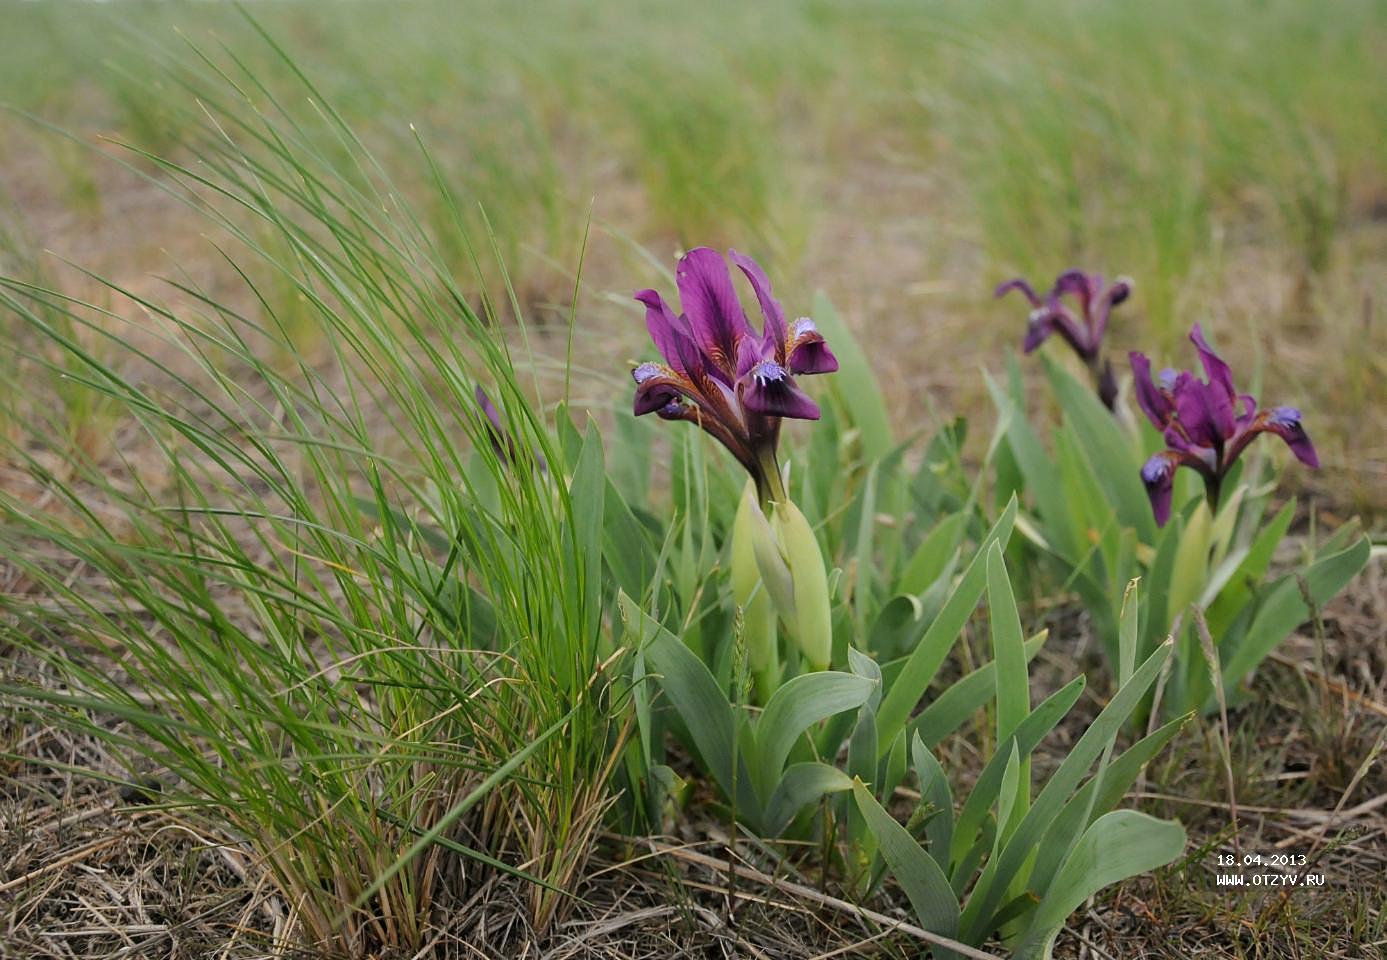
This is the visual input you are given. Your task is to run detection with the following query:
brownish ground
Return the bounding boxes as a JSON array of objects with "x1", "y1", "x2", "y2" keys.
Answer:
[{"x1": 3, "y1": 551, "x2": 1383, "y2": 960}]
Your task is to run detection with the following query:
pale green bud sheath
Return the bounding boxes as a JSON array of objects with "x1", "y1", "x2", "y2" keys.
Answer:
[
  {"x1": 774, "y1": 498, "x2": 833, "y2": 672},
  {"x1": 747, "y1": 488, "x2": 797, "y2": 621},
  {"x1": 731, "y1": 481, "x2": 780, "y2": 701}
]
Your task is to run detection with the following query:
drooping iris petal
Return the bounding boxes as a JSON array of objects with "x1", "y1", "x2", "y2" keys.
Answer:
[
  {"x1": 1044, "y1": 304, "x2": 1093, "y2": 359},
  {"x1": 1130, "y1": 351, "x2": 1175, "y2": 429},
  {"x1": 730, "y1": 249, "x2": 787, "y2": 361},
  {"x1": 635, "y1": 288, "x2": 691, "y2": 375},
  {"x1": 676, "y1": 247, "x2": 751, "y2": 380},
  {"x1": 1022, "y1": 308, "x2": 1057, "y2": 354},
  {"x1": 475, "y1": 385, "x2": 505, "y2": 435},
  {"x1": 1258, "y1": 407, "x2": 1319, "y2": 467},
  {"x1": 633, "y1": 362, "x2": 753, "y2": 465},
  {"x1": 1140, "y1": 451, "x2": 1181, "y2": 527},
  {"x1": 995, "y1": 278, "x2": 1042, "y2": 307},
  {"x1": 1092, "y1": 277, "x2": 1132, "y2": 344},
  {"x1": 740, "y1": 359, "x2": 820, "y2": 420},
  {"x1": 1189, "y1": 324, "x2": 1236, "y2": 402},
  {"x1": 474, "y1": 386, "x2": 546, "y2": 472},
  {"x1": 786, "y1": 318, "x2": 838, "y2": 374},
  {"x1": 631, "y1": 362, "x2": 691, "y2": 416},
  {"x1": 475, "y1": 385, "x2": 514, "y2": 464},
  {"x1": 1053, "y1": 269, "x2": 1100, "y2": 318}
]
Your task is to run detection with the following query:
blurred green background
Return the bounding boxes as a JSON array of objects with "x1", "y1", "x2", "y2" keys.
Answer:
[{"x1": 2, "y1": 0, "x2": 1384, "y2": 510}]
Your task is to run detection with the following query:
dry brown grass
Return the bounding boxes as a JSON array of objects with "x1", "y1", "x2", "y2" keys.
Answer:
[{"x1": 4, "y1": 549, "x2": 1382, "y2": 959}]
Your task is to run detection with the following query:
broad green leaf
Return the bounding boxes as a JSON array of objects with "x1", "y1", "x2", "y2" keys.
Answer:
[
  {"x1": 732, "y1": 481, "x2": 779, "y2": 696},
  {"x1": 604, "y1": 476, "x2": 657, "y2": 599},
  {"x1": 1017, "y1": 582, "x2": 1146, "y2": 895},
  {"x1": 912, "y1": 733, "x2": 954, "y2": 864},
  {"x1": 609, "y1": 397, "x2": 653, "y2": 505},
  {"x1": 757, "y1": 671, "x2": 875, "y2": 784},
  {"x1": 848, "y1": 645, "x2": 884, "y2": 713},
  {"x1": 849, "y1": 460, "x2": 880, "y2": 637},
  {"x1": 987, "y1": 545, "x2": 1028, "y2": 742},
  {"x1": 867, "y1": 594, "x2": 924, "y2": 660},
  {"x1": 994, "y1": 744, "x2": 1023, "y2": 854},
  {"x1": 985, "y1": 372, "x2": 1074, "y2": 561},
  {"x1": 763, "y1": 763, "x2": 854, "y2": 836},
  {"x1": 876, "y1": 496, "x2": 1017, "y2": 751},
  {"x1": 1042, "y1": 354, "x2": 1155, "y2": 543},
  {"x1": 912, "y1": 416, "x2": 968, "y2": 516},
  {"x1": 1219, "y1": 536, "x2": 1371, "y2": 697},
  {"x1": 910, "y1": 631, "x2": 1048, "y2": 749},
  {"x1": 1204, "y1": 499, "x2": 1294, "y2": 637},
  {"x1": 1053, "y1": 424, "x2": 1118, "y2": 569},
  {"x1": 1015, "y1": 811, "x2": 1185, "y2": 959},
  {"x1": 846, "y1": 695, "x2": 879, "y2": 860},
  {"x1": 949, "y1": 676, "x2": 1086, "y2": 875},
  {"x1": 987, "y1": 544, "x2": 1030, "y2": 846},
  {"x1": 620, "y1": 592, "x2": 747, "y2": 811},
  {"x1": 1207, "y1": 483, "x2": 1246, "y2": 566},
  {"x1": 1141, "y1": 519, "x2": 1182, "y2": 658},
  {"x1": 958, "y1": 641, "x2": 1172, "y2": 943},
  {"x1": 1317, "y1": 517, "x2": 1364, "y2": 556},
  {"x1": 774, "y1": 499, "x2": 834, "y2": 671},
  {"x1": 899, "y1": 513, "x2": 969, "y2": 596},
  {"x1": 1026, "y1": 714, "x2": 1188, "y2": 894},
  {"x1": 1166, "y1": 502, "x2": 1211, "y2": 628},
  {"x1": 852, "y1": 780, "x2": 961, "y2": 942}
]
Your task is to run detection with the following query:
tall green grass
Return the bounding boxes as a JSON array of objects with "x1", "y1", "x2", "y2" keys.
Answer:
[{"x1": 1, "y1": 28, "x2": 625, "y2": 954}]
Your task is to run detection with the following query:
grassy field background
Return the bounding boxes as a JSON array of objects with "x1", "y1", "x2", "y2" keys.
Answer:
[
  {"x1": 1, "y1": 2, "x2": 1385, "y2": 957},
  {"x1": 3, "y1": 0, "x2": 1385, "y2": 509}
]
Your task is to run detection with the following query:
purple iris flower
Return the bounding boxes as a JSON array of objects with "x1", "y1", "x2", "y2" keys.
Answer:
[
  {"x1": 631, "y1": 247, "x2": 838, "y2": 504},
  {"x1": 1130, "y1": 325, "x2": 1318, "y2": 526},
  {"x1": 475, "y1": 386, "x2": 546, "y2": 473},
  {"x1": 996, "y1": 269, "x2": 1132, "y2": 410}
]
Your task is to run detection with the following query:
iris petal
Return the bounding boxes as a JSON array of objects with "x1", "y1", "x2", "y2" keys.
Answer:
[
  {"x1": 786, "y1": 318, "x2": 838, "y2": 374},
  {"x1": 1023, "y1": 308, "x2": 1056, "y2": 354},
  {"x1": 676, "y1": 247, "x2": 751, "y2": 380},
  {"x1": 632, "y1": 362, "x2": 691, "y2": 417},
  {"x1": 635, "y1": 288, "x2": 692, "y2": 375},
  {"x1": 1092, "y1": 276, "x2": 1132, "y2": 344},
  {"x1": 740, "y1": 360, "x2": 820, "y2": 420},
  {"x1": 1140, "y1": 451, "x2": 1180, "y2": 527},
  {"x1": 730, "y1": 249, "x2": 788, "y2": 362},
  {"x1": 1189, "y1": 324, "x2": 1237, "y2": 402},
  {"x1": 1053, "y1": 269, "x2": 1100, "y2": 318},
  {"x1": 995, "y1": 277, "x2": 1042, "y2": 307},
  {"x1": 1259, "y1": 407, "x2": 1319, "y2": 468},
  {"x1": 1130, "y1": 351, "x2": 1175, "y2": 429},
  {"x1": 1173, "y1": 373, "x2": 1236, "y2": 447},
  {"x1": 474, "y1": 385, "x2": 505, "y2": 435}
]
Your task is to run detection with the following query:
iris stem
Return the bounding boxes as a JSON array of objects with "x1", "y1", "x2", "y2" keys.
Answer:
[
  {"x1": 756, "y1": 451, "x2": 788, "y2": 508},
  {"x1": 1206, "y1": 445, "x2": 1225, "y2": 513}
]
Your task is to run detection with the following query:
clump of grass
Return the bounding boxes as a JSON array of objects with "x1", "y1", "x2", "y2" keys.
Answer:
[{"x1": 0, "y1": 24, "x2": 625, "y2": 956}]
